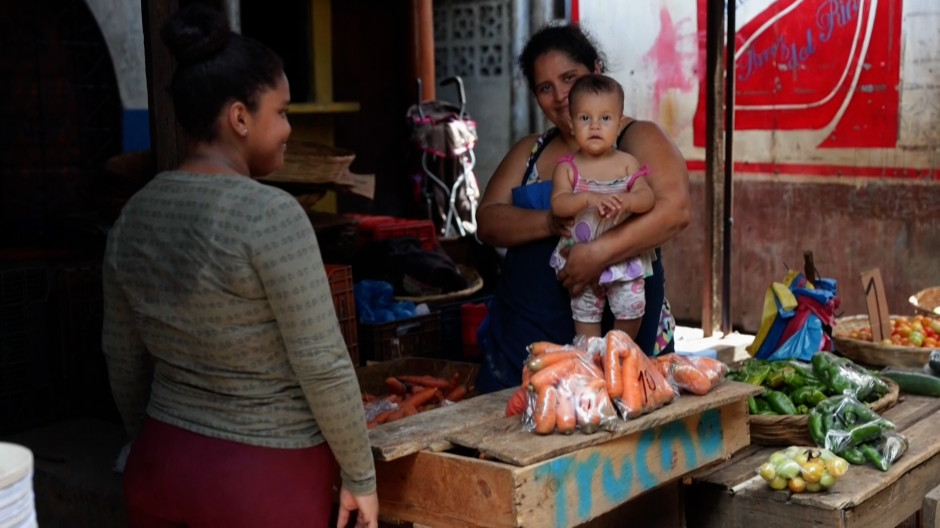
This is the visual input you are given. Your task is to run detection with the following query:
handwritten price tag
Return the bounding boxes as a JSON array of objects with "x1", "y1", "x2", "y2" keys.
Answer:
[{"x1": 860, "y1": 269, "x2": 891, "y2": 342}]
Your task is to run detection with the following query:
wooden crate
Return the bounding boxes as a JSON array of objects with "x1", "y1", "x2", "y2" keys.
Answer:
[
  {"x1": 685, "y1": 395, "x2": 940, "y2": 528},
  {"x1": 364, "y1": 380, "x2": 760, "y2": 527},
  {"x1": 358, "y1": 312, "x2": 441, "y2": 364},
  {"x1": 355, "y1": 357, "x2": 478, "y2": 396}
]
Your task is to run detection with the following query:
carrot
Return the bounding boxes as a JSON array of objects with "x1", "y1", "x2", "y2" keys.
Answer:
[
  {"x1": 383, "y1": 402, "x2": 418, "y2": 424},
  {"x1": 619, "y1": 350, "x2": 643, "y2": 418},
  {"x1": 554, "y1": 390, "x2": 577, "y2": 434},
  {"x1": 444, "y1": 384, "x2": 468, "y2": 402},
  {"x1": 527, "y1": 341, "x2": 566, "y2": 356},
  {"x1": 400, "y1": 402, "x2": 418, "y2": 417},
  {"x1": 687, "y1": 356, "x2": 728, "y2": 385},
  {"x1": 505, "y1": 386, "x2": 528, "y2": 417},
  {"x1": 403, "y1": 386, "x2": 441, "y2": 408},
  {"x1": 603, "y1": 340, "x2": 624, "y2": 398},
  {"x1": 643, "y1": 358, "x2": 677, "y2": 406},
  {"x1": 528, "y1": 357, "x2": 577, "y2": 391},
  {"x1": 533, "y1": 384, "x2": 558, "y2": 434},
  {"x1": 653, "y1": 354, "x2": 680, "y2": 380},
  {"x1": 396, "y1": 375, "x2": 452, "y2": 389},
  {"x1": 527, "y1": 349, "x2": 583, "y2": 372},
  {"x1": 385, "y1": 377, "x2": 408, "y2": 395},
  {"x1": 374, "y1": 408, "x2": 397, "y2": 425},
  {"x1": 672, "y1": 364, "x2": 712, "y2": 395},
  {"x1": 576, "y1": 378, "x2": 609, "y2": 432}
]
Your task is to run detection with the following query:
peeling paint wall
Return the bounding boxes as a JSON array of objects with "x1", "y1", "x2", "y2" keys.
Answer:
[{"x1": 580, "y1": 0, "x2": 940, "y2": 331}]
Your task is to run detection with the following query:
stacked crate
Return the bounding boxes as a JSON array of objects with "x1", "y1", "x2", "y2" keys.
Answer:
[{"x1": 325, "y1": 264, "x2": 358, "y2": 365}]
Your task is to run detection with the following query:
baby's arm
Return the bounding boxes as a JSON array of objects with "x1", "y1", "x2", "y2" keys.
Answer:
[
  {"x1": 623, "y1": 175, "x2": 654, "y2": 215},
  {"x1": 551, "y1": 161, "x2": 623, "y2": 217},
  {"x1": 552, "y1": 163, "x2": 623, "y2": 218},
  {"x1": 550, "y1": 161, "x2": 582, "y2": 217}
]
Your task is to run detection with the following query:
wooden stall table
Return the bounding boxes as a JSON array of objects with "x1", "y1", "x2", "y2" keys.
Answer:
[
  {"x1": 684, "y1": 395, "x2": 940, "y2": 528},
  {"x1": 364, "y1": 378, "x2": 761, "y2": 528}
]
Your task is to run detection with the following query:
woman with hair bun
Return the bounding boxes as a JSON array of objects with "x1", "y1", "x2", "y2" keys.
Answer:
[{"x1": 102, "y1": 4, "x2": 378, "y2": 527}]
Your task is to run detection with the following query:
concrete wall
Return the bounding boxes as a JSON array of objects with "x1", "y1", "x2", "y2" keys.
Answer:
[{"x1": 580, "y1": 0, "x2": 940, "y2": 332}]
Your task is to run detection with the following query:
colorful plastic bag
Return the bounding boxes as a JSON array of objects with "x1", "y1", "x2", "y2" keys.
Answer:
[{"x1": 747, "y1": 270, "x2": 840, "y2": 361}]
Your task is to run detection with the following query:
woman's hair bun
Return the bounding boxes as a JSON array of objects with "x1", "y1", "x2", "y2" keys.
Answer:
[{"x1": 160, "y1": 4, "x2": 231, "y2": 65}]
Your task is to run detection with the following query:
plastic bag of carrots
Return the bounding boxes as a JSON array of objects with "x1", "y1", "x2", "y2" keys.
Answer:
[
  {"x1": 596, "y1": 330, "x2": 678, "y2": 419},
  {"x1": 519, "y1": 341, "x2": 619, "y2": 435},
  {"x1": 653, "y1": 354, "x2": 729, "y2": 395}
]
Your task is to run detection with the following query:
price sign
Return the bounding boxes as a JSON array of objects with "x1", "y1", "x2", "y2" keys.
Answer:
[{"x1": 860, "y1": 268, "x2": 891, "y2": 342}]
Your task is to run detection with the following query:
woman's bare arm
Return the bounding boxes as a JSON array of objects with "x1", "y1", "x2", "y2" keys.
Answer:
[
  {"x1": 559, "y1": 120, "x2": 691, "y2": 290},
  {"x1": 476, "y1": 134, "x2": 560, "y2": 247}
]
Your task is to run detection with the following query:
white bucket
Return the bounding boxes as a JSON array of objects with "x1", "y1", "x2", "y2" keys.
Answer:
[{"x1": 0, "y1": 443, "x2": 36, "y2": 528}]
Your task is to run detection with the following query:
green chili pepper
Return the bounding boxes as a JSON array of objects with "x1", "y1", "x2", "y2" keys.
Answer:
[
  {"x1": 790, "y1": 386, "x2": 813, "y2": 406},
  {"x1": 804, "y1": 389, "x2": 828, "y2": 408},
  {"x1": 808, "y1": 412, "x2": 825, "y2": 446},
  {"x1": 859, "y1": 443, "x2": 890, "y2": 471},
  {"x1": 828, "y1": 365, "x2": 854, "y2": 394},
  {"x1": 782, "y1": 367, "x2": 805, "y2": 389},
  {"x1": 754, "y1": 397, "x2": 772, "y2": 413},
  {"x1": 747, "y1": 396, "x2": 759, "y2": 415},
  {"x1": 745, "y1": 365, "x2": 772, "y2": 386},
  {"x1": 847, "y1": 421, "x2": 889, "y2": 447},
  {"x1": 765, "y1": 370, "x2": 786, "y2": 389},
  {"x1": 839, "y1": 446, "x2": 866, "y2": 465},
  {"x1": 764, "y1": 389, "x2": 798, "y2": 415}
]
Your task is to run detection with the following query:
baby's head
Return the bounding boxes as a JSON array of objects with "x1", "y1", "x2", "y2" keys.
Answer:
[
  {"x1": 568, "y1": 74, "x2": 624, "y2": 118},
  {"x1": 567, "y1": 74, "x2": 627, "y2": 153}
]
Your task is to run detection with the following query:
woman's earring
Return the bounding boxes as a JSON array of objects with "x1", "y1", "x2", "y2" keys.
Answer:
[{"x1": 241, "y1": 129, "x2": 248, "y2": 136}]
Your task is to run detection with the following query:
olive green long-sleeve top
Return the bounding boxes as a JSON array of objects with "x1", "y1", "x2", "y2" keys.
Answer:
[{"x1": 102, "y1": 171, "x2": 375, "y2": 495}]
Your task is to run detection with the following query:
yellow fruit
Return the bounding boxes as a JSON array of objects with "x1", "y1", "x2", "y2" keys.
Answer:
[
  {"x1": 825, "y1": 457, "x2": 849, "y2": 478},
  {"x1": 758, "y1": 462, "x2": 776, "y2": 482},
  {"x1": 788, "y1": 476, "x2": 807, "y2": 493},
  {"x1": 801, "y1": 460, "x2": 825, "y2": 484}
]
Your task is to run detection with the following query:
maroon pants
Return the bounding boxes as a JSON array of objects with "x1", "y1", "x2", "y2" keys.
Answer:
[{"x1": 123, "y1": 417, "x2": 338, "y2": 528}]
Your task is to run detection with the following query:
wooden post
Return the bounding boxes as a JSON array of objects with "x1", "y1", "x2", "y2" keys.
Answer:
[
  {"x1": 310, "y1": 0, "x2": 333, "y2": 103},
  {"x1": 141, "y1": 0, "x2": 185, "y2": 172},
  {"x1": 411, "y1": 0, "x2": 436, "y2": 103},
  {"x1": 702, "y1": 0, "x2": 725, "y2": 337}
]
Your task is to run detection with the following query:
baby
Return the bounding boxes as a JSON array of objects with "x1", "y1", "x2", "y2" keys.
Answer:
[{"x1": 549, "y1": 73, "x2": 656, "y2": 340}]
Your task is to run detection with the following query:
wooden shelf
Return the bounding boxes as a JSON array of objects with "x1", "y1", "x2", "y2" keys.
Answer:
[{"x1": 289, "y1": 101, "x2": 360, "y2": 114}]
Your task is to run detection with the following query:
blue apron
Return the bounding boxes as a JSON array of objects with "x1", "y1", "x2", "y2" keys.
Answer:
[{"x1": 475, "y1": 180, "x2": 575, "y2": 393}]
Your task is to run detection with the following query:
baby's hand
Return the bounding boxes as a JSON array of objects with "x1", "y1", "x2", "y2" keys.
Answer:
[{"x1": 587, "y1": 193, "x2": 623, "y2": 218}]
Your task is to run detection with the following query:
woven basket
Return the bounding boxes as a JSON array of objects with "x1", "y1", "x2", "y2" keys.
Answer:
[
  {"x1": 749, "y1": 377, "x2": 899, "y2": 446},
  {"x1": 832, "y1": 314, "x2": 931, "y2": 369},
  {"x1": 394, "y1": 265, "x2": 484, "y2": 304},
  {"x1": 910, "y1": 286, "x2": 940, "y2": 317},
  {"x1": 258, "y1": 141, "x2": 355, "y2": 184}
]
